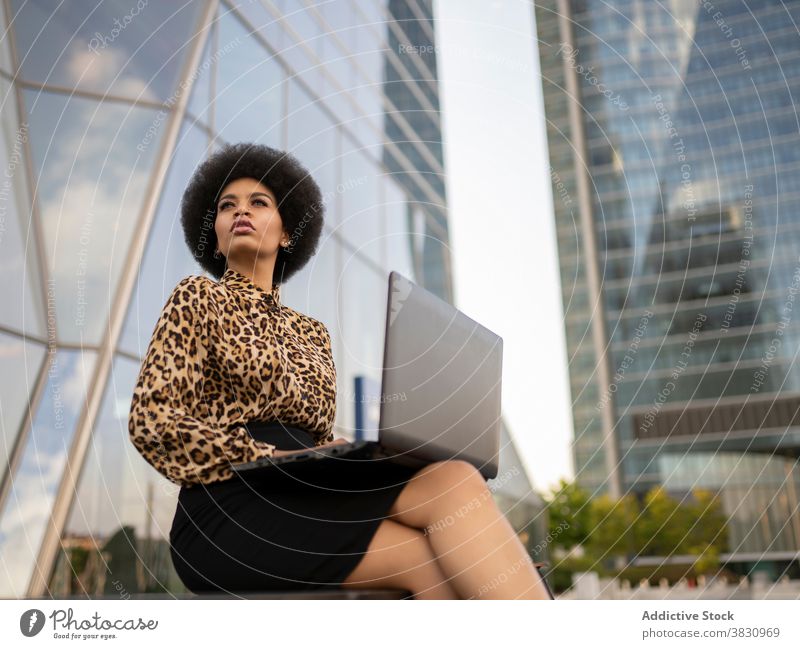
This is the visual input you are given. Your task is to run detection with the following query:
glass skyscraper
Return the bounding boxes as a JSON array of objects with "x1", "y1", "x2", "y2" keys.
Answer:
[
  {"x1": 0, "y1": 0, "x2": 544, "y2": 598},
  {"x1": 536, "y1": 0, "x2": 800, "y2": 575}
]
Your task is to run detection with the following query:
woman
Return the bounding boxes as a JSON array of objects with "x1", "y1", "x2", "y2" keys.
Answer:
[{"x1": 128, "y1": 142, "x2": 552, "y2": 600}]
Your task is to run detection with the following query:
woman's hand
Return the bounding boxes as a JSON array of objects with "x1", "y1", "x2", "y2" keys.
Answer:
[
  {"x1": 272, "y1": 437, "x2": 349, "y2": 458},
  {"x1": 316, "y1": 437, "x2": 349, "y2": 449}
]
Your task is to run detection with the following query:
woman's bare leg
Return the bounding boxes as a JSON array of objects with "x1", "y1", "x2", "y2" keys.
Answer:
[
  {"x1": 387, "y1": 460, "x2": 551, "y2": 600},
  {"x1": 341, "y1": 518, "x2": 459, "y2": 599}
]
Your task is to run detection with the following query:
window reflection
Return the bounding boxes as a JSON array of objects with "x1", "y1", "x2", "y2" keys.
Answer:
[
  {"x1": 286, "y1": 79, "x2": 340, "y2": 231},
  {"x1": 340, "y1": 139, "x2": 384, "y2": 267},
  {"x1": 119, "y1": 120, "x2": 209, "y2": 357},
  {"x1": 11, "y1": 0, "x2": 202, "y2": 101},
  {"x1": 226, "y1": 0, "x2": 287, "y2": 56},
  {"x1": 660, "y1": 452, "x2": 800, "y2": 554},
  {"x1": 0, "y1": 349, "x2": 97, "y2": 597},
  {"x1": 384, "y1": 177, "x2": 414, "y2": 280},
  {"x1": 215, "y1": 11, "x2": 285, "y2": 147},
  {"x1": 337, "y1": 252, "x2": 386, "y2": 434},
  {"x1": 0, "y1": 334, "x2": 47, "y2": 492},
  {"x1": 0, "y1": 3, "x2": 11, "y2": 73},
  {"x1": 409, "y1": 204, "x2": 450, "y2": 302},
  {"x1": 349, "y1": 1, "x2": 386, "y2": 143},
  {"x1": 185, "y1": 22, "x2": 216, "y2": 131},
  {"x1": 270, "y1": 0, "x2": 325, "y2": 89},
  {"x1": 24, "y1": 89, "x2": 162, "y2": 346},
  {"x1": 618, "y1": 364, "x2": 798, "y2": 407},
  {"x1": 318, "y1": 0, "x2": 359, "y2": 118},
  {"x1": 48, "y1": 355, "x2": 184, "y2": 597},
  {"x1": 281, "y1": 227, "x2": 337, "y2": 333},
  {"x1": 0, "y1": 75, "x2": 43, "y2": 334}
]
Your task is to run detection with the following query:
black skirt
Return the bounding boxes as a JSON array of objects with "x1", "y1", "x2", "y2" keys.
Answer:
[{"x1": 169, "y1": 420, "x2": 421, "y2": 594}]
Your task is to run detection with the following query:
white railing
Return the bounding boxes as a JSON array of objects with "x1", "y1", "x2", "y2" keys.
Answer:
[{"x1": 558, "y1": 571, "x2": 800, "y2": 599}]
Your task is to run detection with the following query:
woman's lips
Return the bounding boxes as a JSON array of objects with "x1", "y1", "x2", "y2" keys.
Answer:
[
  {"x1": 232, "y1": 224, "x2": 255, "y2": 234},
  {"x1": 231, "y1": 216, "x2": 255, "y2": 232}
]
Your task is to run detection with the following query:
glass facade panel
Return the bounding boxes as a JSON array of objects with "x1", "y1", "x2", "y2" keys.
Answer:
[
  {"x1": 226, "y1": 0, "x2": 286, "y2": 57},
  {"x1": 339, "y1": 138, "x2": 384, "y2": 267},
  {"x1": 11, "y1": 0, "x2": 202, "y2": 102},
  {"x1": 0, "y1": 74, "x2": 43, "y2": 334},
  {"x1": 119, "y1": 120, "x2": 209, "y2": 357},
  {"x1": 660, "y1": 452, "x2": 800, "y2": 554},
  {"x1": 0, "y1": 4, "x2": 12, "y2": 73},
  {"x1": 286, "y1": 79, "x2": 340, "y2": 229},
  {"x1": 0, "y1": 349, "x2": 97, "y2": 597},
  {"x1": 492, "y1": 423, "x2": 549, "y2": 562},
  {"x1": 215, "y1": 11, "x2": 285, "y2": 147},
  {"x1": 185, "y1": 22, "x2": 216, "y2": 130},
  {"x1": 336, "y1": 253, "x2": 385, "y2": 434},
  {"x1": 283, "y1": 1, "x2": 361, "y2": 129},
  {"x1": 24, "y1": 89, "x2": 162, "y2": 345},
  {"x1": 0, "y1": 334, "x2": 47, "y2": 485},
  {"x1": 49, "y1": 355, "x2": 183, "y2": 596},
  {"x1": 281, "y1": 227, "x2": 337, "y2": 334},
  {"x1": 270, "y1": 0, "x2": 326, "y2": 90},
  {"x1": 318, "y1": 1, "x2": 358, "y2": 102},
  {"x1": 384, "y1": 176, "x2": 415, "y2": 280},
  {"x1": 345, "y1": 7, "x2": 386, "y2": 153}
]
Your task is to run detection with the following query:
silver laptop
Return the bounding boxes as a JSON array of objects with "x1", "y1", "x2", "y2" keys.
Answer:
[{"x1": 231, "y1": 271, "x2": 503, "y2": 479}]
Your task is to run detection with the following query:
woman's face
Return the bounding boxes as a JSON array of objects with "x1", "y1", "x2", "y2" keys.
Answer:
[{"x1": 214, "y1": 177, "x2": 285, "y2": 262}]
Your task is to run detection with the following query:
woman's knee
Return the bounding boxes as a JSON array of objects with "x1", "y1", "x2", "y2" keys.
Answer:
[
  {"x1": 421, "y1": 460, "x2": 489, "y2": 495},
  {"x1": 388, "y1": 460, "x2": 490, "y2": 527}
]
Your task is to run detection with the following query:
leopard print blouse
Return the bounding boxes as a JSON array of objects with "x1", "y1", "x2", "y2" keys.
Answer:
[{"x1": 128, "y1": 267, "x2": 337, "y2": 488}]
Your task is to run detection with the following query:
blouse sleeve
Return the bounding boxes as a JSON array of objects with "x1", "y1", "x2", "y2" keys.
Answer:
[
  {"x1": 313, "y1": 322, "x2": 337, "y2": 445},
  {"x1": 127, "y1": 275, "x2": 277, "y2": 487}
]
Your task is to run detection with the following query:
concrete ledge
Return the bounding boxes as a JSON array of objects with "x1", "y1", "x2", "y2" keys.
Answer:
[
  {"x1": 31, "y1": 589, "x2": 413, "y2": 600},
  {"x1": 188, "y1": 589, "x2": 412, "y2": 599}
]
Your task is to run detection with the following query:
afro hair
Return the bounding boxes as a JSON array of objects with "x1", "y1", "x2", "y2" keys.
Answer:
[{"x1": 180, "y1": 142, "x2": 325, "y2": 283}]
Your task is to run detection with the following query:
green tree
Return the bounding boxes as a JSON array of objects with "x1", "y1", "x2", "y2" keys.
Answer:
[
  {"x1": 636, "y1": 486, "x2": 694, "y2": 556},
  {"x1": 544, "y1": 478, "x2": 592, "y2": 551},
  {"x1": 682, "y1": 488, "x2": 729, "y2": 554},
  {"x1": 632, "y1": 486, "x2": 728, "y2": 577},
  {"x1": 585, "y1": 492, "x2": 640, "y2": 564},
  {"x1": 542, "y1": 480, "x2": 729, "y2": 590},
  {"x1": 691, "y1": 543, "x2": 722, "y2": 575}
]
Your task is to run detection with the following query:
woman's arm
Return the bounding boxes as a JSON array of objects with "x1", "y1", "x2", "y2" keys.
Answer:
[
  {"x1": 127, "y1": 276, "x2": 276, "y2": 486},
  {"x1": 311, "y1": 321, "x2": 338, "y2": 446}
]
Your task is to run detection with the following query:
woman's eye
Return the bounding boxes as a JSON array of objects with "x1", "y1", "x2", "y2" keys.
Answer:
[{"x1": 218, "y1": 198, "x2": 267, "y2": 210}]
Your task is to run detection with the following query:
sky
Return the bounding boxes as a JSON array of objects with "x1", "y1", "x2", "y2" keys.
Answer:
[{"x1": 434, "y1": 0, "x2": 574, "y2": 495}]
